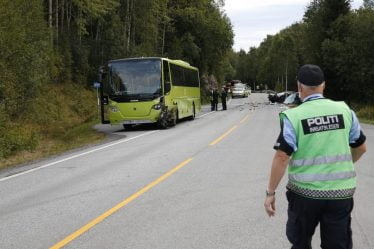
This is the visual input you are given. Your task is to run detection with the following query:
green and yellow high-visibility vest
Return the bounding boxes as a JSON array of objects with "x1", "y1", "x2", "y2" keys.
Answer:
[{"x1": 281, "y1": 98, "x2": 355, "y2": 199}]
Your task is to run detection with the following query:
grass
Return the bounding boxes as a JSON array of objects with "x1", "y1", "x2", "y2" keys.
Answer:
[
  {"x1": 359, "y1": 119, "x2": 374, "y2": 125},
  {"x1": 0, "y1": 82, "x2": 109, "y2": 170},
  {"x1": 0, "y1": 120, "x2": 105, "y2": 170},
  {"x1": 355, "y1": 105, "x2": 374, "y2": 125}
]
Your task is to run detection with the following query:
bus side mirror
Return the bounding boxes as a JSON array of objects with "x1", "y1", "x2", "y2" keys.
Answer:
[
  {"x1": 164, "y1": 81, "x2": 171, "y2": 94},
  {"x1": 98, "y1": 66, "x2": 107, "y2": 82},
  {"x1": 102, "y1": 96, "x2": 109, "y2": 105}
]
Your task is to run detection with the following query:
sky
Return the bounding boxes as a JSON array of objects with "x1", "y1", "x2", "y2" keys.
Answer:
[{"x1": 224, "y1": 0, "x2": 364, "y2": 51}]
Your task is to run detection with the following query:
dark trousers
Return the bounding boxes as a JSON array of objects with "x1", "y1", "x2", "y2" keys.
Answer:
[
  {"x1": 211, "y1": 101, "x2": 218, "y2": 111},
  {"x1": 286, "y1": 191, "x2": 353, "y2": 249}
]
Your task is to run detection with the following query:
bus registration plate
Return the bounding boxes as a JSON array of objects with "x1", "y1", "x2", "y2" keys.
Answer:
[{"x1": 123, "y1": 120, "x2": 151, "y2": 124}]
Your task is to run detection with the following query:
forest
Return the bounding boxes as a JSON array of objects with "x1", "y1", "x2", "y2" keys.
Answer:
[
  {"x1": 232, "y1": 0, "x2": 374, "y2": 107},
  {"x1": 0, "y1": 0, "x2": 373, "y2": 164}
]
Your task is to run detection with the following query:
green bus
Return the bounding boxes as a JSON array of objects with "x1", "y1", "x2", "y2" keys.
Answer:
[{"x1": 99, "y1": 57, "x2": 201, "y2": 128}]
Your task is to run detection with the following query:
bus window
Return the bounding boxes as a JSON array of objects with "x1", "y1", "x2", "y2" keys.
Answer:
[
  {"x1": 108, "y1": 59, "x2": 162, "y2": 101},
  {"x1": 163, "y1": 60, "x2": 171, "y2": 93},
  {"x1": 184, "y1": 68, "x2": 199, "y2": 87},
  {"x1": 170, "y1": 63, "x2": 199, "y2": 87},
  {"x1": 170, "y1": 63, "x2": 185, "y2": 86}
]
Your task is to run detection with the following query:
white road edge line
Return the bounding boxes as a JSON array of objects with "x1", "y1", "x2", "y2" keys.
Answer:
[
  {"x1": 0, "y1": 130, "x2": 159, "y2": 183},
  {"x1": 198, "y1": 111, "x2": 215, "y2": 118}
]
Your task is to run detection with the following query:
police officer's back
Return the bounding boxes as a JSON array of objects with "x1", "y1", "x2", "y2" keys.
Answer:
[{"x1": 264, "y1": 64, "x2": 367, "y2": 249}]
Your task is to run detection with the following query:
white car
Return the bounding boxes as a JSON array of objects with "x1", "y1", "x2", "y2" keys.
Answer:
[
  {"x1": 232, "y1": 83, "x2": 249, "y2": 98},
  {"x1": 284, "y1": 92, "x2": 301, "y2": 107}
]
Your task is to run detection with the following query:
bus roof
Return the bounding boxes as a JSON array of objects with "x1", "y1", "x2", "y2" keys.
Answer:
[{"x1": 109, "y1": 57, "x2": 198, "y2": 71}]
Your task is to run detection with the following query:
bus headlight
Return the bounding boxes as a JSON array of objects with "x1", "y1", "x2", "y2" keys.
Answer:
[
  {"x1": 110, "y1": 106, "x2": 119, "y2": 112},
  {"x1": 152, "y1": 103, "x2": 162, "y2": 110}
]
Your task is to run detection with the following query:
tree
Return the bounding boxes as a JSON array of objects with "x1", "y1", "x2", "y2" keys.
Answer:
[
  {"x1": 302, "y1": 0, "x2": 351, "y2": 100},
  {"x1": 238, "y1": 23, "x2": 303, "y2": 91},
  {"x1": 0, "y1": 0, "x2": 50, "y2": 157},
  {"x1": 164, "y1": 0, "x2": 233, "y2": 84},
  {"x1": 0, "y1": 0, "x2": 50, "y2": 117},
  {"x1": 363, "y1": 0, "x2": 374, "y2": 9},
  {"x1": 328, "y1": 8, "x2": 374, "y2": 104}
]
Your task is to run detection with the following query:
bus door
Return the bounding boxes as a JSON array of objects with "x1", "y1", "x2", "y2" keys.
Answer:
[{"x1": 163, "y1": 60, "x2": 171, "y2": 96}]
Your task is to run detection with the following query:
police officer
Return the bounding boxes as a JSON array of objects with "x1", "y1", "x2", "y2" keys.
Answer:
[
  {"x1": 212, "y1": 88, "x2": 219, "y2": 111},
  {"x1": 264, "y1": 64, "x2": 367, "y2": 249},
  {"x1": 210, "y1": 88, "x2": 215, "y2": 111},
  {"x1": 221, "y1": 87, "x2": 227, "y2": 110}
]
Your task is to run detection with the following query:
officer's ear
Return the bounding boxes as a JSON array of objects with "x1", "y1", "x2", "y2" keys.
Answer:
[
  {"x1": 297, "y1": 82, "x2": 302, "y2": 93},
  {"x1": 297, "y1": 82, "x2": 305, "y2": 101}
]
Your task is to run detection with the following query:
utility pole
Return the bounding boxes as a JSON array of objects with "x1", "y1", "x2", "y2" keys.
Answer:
[
  {"x1": 49, "y1": 0, "x2": 53, "y2": 28},
  {"x1": 285, "y1": 56, "x2": 288, "y2": 94},
  {"x1": 281, "y1": 73, "x2": 284, "y2": 91},
  {"x1": 49, "y1": 0, "x2": 53, "y2": 46},
  {"x1": 56, "y1": 0, "x2": 59, "y2": 41}
]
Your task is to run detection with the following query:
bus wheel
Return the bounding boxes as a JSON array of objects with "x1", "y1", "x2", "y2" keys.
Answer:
[
  {"x1": 158, "y1": 111, "x2": 169, "y2": 129},
  {"x1": 169, "y1": 109, "x2": 178, "y2": 127}
]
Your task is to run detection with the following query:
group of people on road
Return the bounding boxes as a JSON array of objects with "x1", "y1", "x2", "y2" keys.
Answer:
[{"x1": 210, "y1": 87, "x2": 228, "y2": 111}]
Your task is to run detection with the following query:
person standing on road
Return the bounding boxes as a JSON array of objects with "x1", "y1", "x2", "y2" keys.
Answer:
[
  {"x1": 264, "y1": 64, "x2": 367, "y2": 249},
  {"x1": 221, "y1": 87, "x2": 227, "y2": 110},
  {"x1": 212, "y1": 88, "x2": 219, "y2": 111},
  {"x1": 210, "y1": 88, "x2": 215, "y2": 111}
]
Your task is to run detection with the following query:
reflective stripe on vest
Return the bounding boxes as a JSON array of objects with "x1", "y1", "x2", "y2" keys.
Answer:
[
  {"x1": 289, "y1": 154, "x2": 352, "y2": 167},
  {"x1": 289, "y1": 171, "x2": 356, "y2": 182}
]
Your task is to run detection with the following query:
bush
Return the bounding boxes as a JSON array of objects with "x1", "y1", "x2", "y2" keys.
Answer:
[
  {"x1": 0, "y1": 83, "x2": 97, "y2": 160},
  {"x1": 356, "y1": 106, "x2": 374, "y2": 121},
  {"x1": 0, "y1": 122, "x2": 39, "y2": 159}
]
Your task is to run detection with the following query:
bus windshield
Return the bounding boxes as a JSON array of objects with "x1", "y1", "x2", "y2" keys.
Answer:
[{"x1": 109, "y1": 59, "x2": 162, "y2": 101}]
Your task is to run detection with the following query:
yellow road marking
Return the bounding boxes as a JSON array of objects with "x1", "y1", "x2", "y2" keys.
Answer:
[
  {"x1": 240, "y1": 114, "x2": 250, "y2": 124},
  {"x1": 50, "y1": 158, "x2": 193, "y2": 249},
  {"x1": 209, "y1": 125, "x2": 238, "y2": 146}
]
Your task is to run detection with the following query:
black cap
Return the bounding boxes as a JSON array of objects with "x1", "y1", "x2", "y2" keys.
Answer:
[{"x1": 297, "y1": 64, "x2": 325, "y2": 86}]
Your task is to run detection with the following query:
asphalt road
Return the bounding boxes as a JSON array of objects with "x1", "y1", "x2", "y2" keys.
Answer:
[{"x1": 0, "y1": 93, "x2": 372, "y2": 249}]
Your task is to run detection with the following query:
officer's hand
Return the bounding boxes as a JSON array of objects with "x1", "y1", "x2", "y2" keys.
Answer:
[{"x1": 264, "y1": 196, "x2": 276, "y2": 217}]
